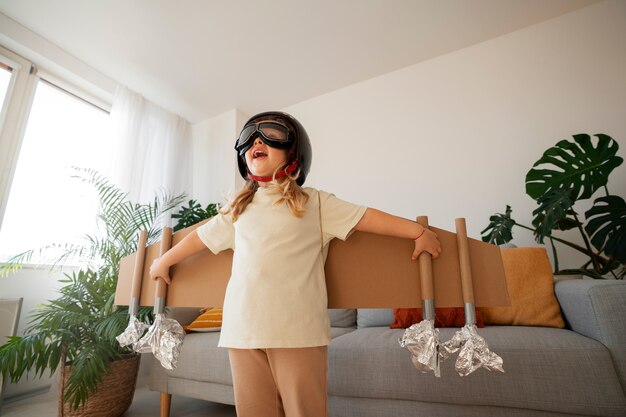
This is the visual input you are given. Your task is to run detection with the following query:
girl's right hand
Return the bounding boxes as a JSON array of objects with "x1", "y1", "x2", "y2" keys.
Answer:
[
  {"x1": 150, "y1": 257, "x2": 172, "y2": 285},
  {"x1": 411, "y1": 229, "x2": 442, "y2": 260}
]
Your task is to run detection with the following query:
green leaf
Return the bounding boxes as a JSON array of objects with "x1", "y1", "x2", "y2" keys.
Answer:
[
  {"x1": 526, "y1": 133, "x2": 622, "y2": 201},
  {"x1": 206, "y1": 202, "x2": 220, "y2": 218},
  {"x1": 481, "y1": 205, "x2": 515, "y2": 245},
  {"x1": 0, "y1": 333, "x2": 60, "y2": 382},
  {"x1": 585, "y1": 195, "x2": 626, "y2": 264},
  {"x1": 173, "y1": 199, "x2": 219, "y2": 231},
  {"x1": 531, "y1": 188, "x2": 579, "y2": 243}
]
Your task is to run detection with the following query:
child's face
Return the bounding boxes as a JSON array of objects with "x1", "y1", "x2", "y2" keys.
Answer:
[{"x1": 244, "y1": 135, "x2": 289, "y2": 180}]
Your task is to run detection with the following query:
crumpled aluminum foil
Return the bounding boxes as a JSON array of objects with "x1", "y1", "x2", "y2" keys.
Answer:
[
  {"x1": 399, "y1": 320, "x2": 441, "y2": 377},
  {"x1": 441, "y1": 324, "x2": 504, "y2": 376},
  {"x1": 133, "y1": 313, "x2": 185, "y2": 370},
  {"x1": 116, "y1": 315, "x2": 149, "y2": 348}
]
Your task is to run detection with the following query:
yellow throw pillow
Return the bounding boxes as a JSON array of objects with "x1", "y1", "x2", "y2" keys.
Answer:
[
  {"x1": 478, "y1": 248, "x2": 564, "y2": 328},
  {"x1": 184, "y1": 307, "x2": 223, "y2": 332}
]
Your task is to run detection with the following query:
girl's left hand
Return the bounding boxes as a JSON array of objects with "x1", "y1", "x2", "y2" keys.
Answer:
[{"x1": 411, "y1": 228, "x2": 442, "y2": 260}]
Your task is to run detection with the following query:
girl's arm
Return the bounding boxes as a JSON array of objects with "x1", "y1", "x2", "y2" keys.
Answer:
[
  {"x1": 149, "y1": 230, "x2": 207, "y2": 285},
  {"x1": 354, "y1": 208, "x2": 442, "y2": 260}
]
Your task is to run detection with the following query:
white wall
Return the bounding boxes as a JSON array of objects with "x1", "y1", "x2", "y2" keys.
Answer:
[
  {"x1": 198, "y1": 0, "x2": 626, "y2": 271},
  {"x1": 297, "y1": 0, "x2": 626, "y2": 269},
  {"x1": 191, "y1": 108, "x2": 249, "y2": 206}
]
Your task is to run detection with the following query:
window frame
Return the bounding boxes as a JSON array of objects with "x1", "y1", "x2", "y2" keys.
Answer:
[{"x1": 0, "y1": 46, "x2": 38, "y2": 230}]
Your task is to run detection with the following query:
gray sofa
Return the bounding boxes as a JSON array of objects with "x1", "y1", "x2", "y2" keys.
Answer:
[{"x1": 150, "y1": 279, "x2": 626, "y2": 416}]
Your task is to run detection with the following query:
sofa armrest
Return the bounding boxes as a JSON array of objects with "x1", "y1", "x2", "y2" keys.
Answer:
[{"x1": 555, "y1": 279, "x2": 626, "y2": 394}]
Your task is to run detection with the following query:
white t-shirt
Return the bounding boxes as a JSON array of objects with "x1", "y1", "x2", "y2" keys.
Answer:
[{"x1": 196, "y1": 187, "x2": 366, "y2": 349}]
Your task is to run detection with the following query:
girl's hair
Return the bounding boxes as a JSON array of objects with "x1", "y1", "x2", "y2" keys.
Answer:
[
  {"x1": 223, "y1": 180, "x2": 259, "y2": 221},
  {"x1": 224, "y1": 115, "x2": 310, "y2": 221},
  {"x1": 224, "y1": 171, "x2": 310, "y2": 221}
]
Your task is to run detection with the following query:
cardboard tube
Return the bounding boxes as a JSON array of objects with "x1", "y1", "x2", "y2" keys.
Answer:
[
  {"x1": 455, "y1": 218, "x2": 476, "y2": 324},
  {"x1": 128, "y1": 230, "x2": 148, "y2": 316},
  {"x1": 154, "y1": 227, "x2": 173, "y2": 313},
  {"x1": 417, "y1": 216, "x2": 435, "y2": 320}
]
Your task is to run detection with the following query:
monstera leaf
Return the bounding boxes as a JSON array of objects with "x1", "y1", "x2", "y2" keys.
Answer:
[
  {"x1": 481, "y1": 205, "x2": 515, "y2": 245},
  {"x1": 585, "y1": 196, "x2": 626, "y2": 264},
  {"x1": 526, "y1": 134, "x2": 622, "y2": 201},
  {"x1": 531, "y1": 188, "x2": 579, "y2": 243}
]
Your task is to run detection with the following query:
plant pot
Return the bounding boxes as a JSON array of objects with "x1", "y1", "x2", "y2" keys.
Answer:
[{"x1": 58, "y1": 354, "x2": 140, "y2": 417}]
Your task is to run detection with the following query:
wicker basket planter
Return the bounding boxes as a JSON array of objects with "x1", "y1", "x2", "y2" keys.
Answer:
[{"x1": 58, "y1": 354, "x2": 140, "y2": 417}]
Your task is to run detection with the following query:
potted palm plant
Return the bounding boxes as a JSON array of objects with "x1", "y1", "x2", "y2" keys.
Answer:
[
  {"x1": 482, "y1": 133, "x2": 625, "y2": 279},
  {"x1": 0, "y1": 168, "x2": 185, "y2": 415}
]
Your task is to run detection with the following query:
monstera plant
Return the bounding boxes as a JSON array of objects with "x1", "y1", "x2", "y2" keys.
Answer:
[
  {"x1": 172, "y1": 199, "x2": 219, "y2": 232},
  {"x1": 482, "y1": 133, "x2": 625, "y2": 279}
]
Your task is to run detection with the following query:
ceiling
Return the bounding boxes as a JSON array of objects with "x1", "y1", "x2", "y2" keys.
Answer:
[{"x1": 0, "y1": 0, "x2": 599, "y2": 123}]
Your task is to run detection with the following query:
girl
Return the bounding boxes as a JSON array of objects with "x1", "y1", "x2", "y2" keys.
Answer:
[{"x1": 150, "y1": 111, "x2": 441, "y2": 417}]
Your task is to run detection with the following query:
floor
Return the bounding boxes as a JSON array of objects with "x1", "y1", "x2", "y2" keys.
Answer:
[{"x1": 1, "y1": 380, "x2": 237, "y2": 417}]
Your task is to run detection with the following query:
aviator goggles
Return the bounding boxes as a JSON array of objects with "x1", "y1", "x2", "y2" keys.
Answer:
[{"x1": 235, "y1": 121, "x2": 293, "y2": 155}]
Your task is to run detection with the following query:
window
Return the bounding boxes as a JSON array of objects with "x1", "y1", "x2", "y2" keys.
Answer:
[
  {"x1": 0, "y1": 52, "x2": 111, "y2": 264},
  {"x1": 0, "y1": 63, "x2": 11, "y2": 107}
]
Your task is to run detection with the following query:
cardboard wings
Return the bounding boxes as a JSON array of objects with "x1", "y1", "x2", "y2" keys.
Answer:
[{"x1": 115, "y1": 219, "x2": 509, "y2": 309}]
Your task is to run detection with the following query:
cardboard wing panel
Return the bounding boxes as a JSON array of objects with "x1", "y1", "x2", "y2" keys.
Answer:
[
  {"x1": 115, "y1": 224, "x2": 509, "y2": 308},
  {"x1": 115, "y1": 254, "x2": 134, "y2": 306},
  {"x1": 115, "y1": 248, "x2": 232, "y2": 308},
  {"x1": 114, "y1": 220, "x2": 232, "y2": 309},
  {"x1": 325, "y1": 227, "x2": 509, "y2": 308}
]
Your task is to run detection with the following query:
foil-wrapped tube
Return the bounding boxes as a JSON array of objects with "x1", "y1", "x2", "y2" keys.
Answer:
[
  {"x1": 442, "y1": 324, "x2": 504, "y2": 376},
  {"x1": 134, "y1": 314, "x2": 160, "y2": 354},
  {"x1": 133, "y1": 313, "x2": 185, "y2": 370},
  {"x1": 116, "y1": 315, "x2": 149, "y2": 348},
  {"x1": 399, "y1": 320, "x2": 441, "y2": 377}
]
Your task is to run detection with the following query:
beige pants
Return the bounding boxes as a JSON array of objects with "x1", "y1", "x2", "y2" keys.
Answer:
[{"x1": 228, "y1": 346, "x2": 328, "y2": 417}]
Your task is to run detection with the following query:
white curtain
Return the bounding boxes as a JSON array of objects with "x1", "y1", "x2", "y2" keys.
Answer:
[{"x1": 108, "y1": 86, "x2": 191, "y2": 210}]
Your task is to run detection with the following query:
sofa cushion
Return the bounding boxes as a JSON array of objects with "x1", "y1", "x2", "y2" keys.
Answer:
[
  {"x1": 357, "y1": 308, "x2": 394, "y2": 328},
  {"x1": 165, "y1": 307, "x2": 205, "y2": 326},
  {"x1": 479, "y1": 248, "x2": 565, "y2": 328},
  {"x1": 390, "y1": 307, "x2": 485, "y2": 328},
  {"x1": 184, "y1": 308, "x2": 222, "y2": 332},
  {"x1": 331, "y1": 327, "x2": 355, "y2": 338},
  {"x1": 328, "y1": 326, "x2": 626, "y2": 417},
  {"x1": 329, "y1": 309, "x2": 357, "y2": 328},
  {"x1": 162, "y1": 332, "x2": 233, "y2": 385},
  {"x1": 157, "y1": 325, "x2": 356, "y2": 387}
]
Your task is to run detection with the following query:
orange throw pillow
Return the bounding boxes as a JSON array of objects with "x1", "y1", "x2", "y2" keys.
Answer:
[
  {"x1": 478, "y1": 248, "x2": 564, "y2": 328},
  {"x1": 183, "y1": 307, "x2": 223, "y2": 332},
  {"x1": 390, "y1": 307, "x2": 484, "y2": 328}
]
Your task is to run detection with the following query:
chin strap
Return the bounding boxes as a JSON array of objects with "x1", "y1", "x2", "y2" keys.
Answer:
[{"x1": 248, "y1": 160, "x2": 299, "y2": 183}]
